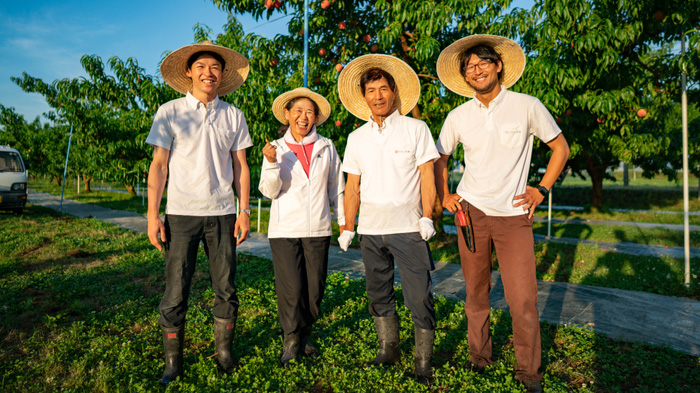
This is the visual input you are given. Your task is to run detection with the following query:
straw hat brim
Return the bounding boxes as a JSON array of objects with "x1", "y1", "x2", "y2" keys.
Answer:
[
  {"x1": 436, "y1": 35, "x2": 526, "y2": 97},
  {"x1": 272, "y1": 87, "x2": 331, "y2": 126},
  {"x1": 160, "y1": 41, "x2": 249, "y2": 96},
  {"x1": 338, "y1": 54, "x2": 420, "y2": 121}
]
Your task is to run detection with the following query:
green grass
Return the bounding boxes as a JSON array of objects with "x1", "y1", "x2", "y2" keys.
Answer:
[{"x1": 1, "y1": 206, "x2": 699, "y2": 392}]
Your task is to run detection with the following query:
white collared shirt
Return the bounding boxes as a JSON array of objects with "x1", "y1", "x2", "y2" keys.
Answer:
[
  {"x1": 146, "y1": 92, "x2": 253, "y2": 216},
  {"x1": 436, "y1": 87, "x2": 561, "y2": 216},
  {"x1": 368, "y1": 113, "x2": 389, "y2": 138},
  {"x1": 342, "y1": 110, "x2": 439, "y2": 235}
]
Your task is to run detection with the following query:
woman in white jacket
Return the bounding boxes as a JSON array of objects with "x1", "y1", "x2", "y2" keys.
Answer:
[{"x1": 259, "y1": 87, "x2": 345, "y2": 367}]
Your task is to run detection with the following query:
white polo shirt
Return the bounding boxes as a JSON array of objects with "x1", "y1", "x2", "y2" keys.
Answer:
[
  {"x1": 146, "y1": 92, "x2": 253, "y2": 216},
  {"x1": 342, "y1": 110, "x2": 439, "y2": 235},
  {"x1": 436, "y1": 87, "x2": 561, "y2": 217}
]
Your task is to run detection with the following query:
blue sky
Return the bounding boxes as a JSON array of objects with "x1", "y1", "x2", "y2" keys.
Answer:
[
  {"x1": 1, "y1": 0, "x2": 532, "y2": 123},
  {"x1": 0, "y1": 0, "x2": 290, "y2": 122}
]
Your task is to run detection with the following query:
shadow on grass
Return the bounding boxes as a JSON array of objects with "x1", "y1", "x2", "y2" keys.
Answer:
[
  {"x1": 0, "y1": 207, "x2": 159, "y2": 337},
  {"x1": 535, "y1": 221, "x2": 592, "y2": 283}
]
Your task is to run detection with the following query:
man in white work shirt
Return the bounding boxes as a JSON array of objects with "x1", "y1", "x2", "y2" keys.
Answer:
[
  {"x1": 146, "y1": 41, "x2": 253, "y2": 385},
  {"x1": 337, "y1": 54, "x2": 439, "y2": 386},
  {"x1": 434, "y1": 35, "x2": 570, "y2": 393}
]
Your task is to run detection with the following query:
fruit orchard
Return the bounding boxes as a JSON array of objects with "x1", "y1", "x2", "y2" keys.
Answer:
[{"x1": 1, "y1": 0, "x2": 699, "y2": 206}]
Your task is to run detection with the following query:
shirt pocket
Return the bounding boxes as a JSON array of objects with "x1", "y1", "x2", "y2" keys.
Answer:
[
  {"x1": 497, "y1": 124, "x2": 526, "y2": 149},
  {"x1": 390, "y1": 146, "x2": 416, "y2": 168},
  {"x1": 210, "y1": 124, "x2": 235, "y2": 152}
]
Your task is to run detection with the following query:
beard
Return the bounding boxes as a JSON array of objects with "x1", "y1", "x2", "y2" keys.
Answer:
[{"x1": 471, "y1": 77, "x2": 500, "y2": 95}]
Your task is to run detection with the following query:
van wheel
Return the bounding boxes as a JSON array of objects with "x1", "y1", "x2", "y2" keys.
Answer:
[{"x1": 13, "y1": 208, "x2": 23, "y2": 215}]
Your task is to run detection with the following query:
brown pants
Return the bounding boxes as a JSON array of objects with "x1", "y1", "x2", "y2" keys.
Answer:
[{"x1": 456, "y1": 203, "x2": 542, "y2": 382}]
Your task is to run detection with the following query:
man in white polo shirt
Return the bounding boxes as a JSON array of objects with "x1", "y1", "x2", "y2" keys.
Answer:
[
  {"x1": 146, "y1": 41, "x2": 253, "y2": 385},
  {"x1": 434, "y1": 35, "x2": 570, "y2": 393},
  {"x1": 337, "y1": 54, "x2": 439, "y2": 386}
]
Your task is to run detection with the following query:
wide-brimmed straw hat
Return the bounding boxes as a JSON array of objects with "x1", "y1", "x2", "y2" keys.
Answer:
[
  {"x1": 272, "y1": 87, "x2": 331, "y2": 126},
  {"x1": 436, "y1": 34, "x2": 526, "y2": 97},
  {"x1": 338, "y1": 54, "x2": 420, "y2": 121},
  {"x1": 160, "y1": 40, "x2": 249, "y2": 96}
]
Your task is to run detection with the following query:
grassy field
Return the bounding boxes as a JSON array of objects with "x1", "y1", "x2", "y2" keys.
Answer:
[{"x1": 1, "y1": 206, "x2": 699, "y2": 392}]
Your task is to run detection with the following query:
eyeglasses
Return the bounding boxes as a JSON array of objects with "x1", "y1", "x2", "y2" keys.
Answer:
[{"x1": 464, "y1": 60, "x2": 493, "y2": 74}]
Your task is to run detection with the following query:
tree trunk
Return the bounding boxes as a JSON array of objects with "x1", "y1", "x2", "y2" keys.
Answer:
[
  {"x1": 591, "y1": 174, "x2": 604, "y2": 210},
  {"x1": 124, "y1": 183, "x2": 137, "y2": 196},
  {"x1": 82, "y1": 174, "x2": 92, "y2": 193},
  {"x1": 54, "y1": 175, "x2": 62, "y2": 187},
  {"x1": 585, "y1": 157, "x2": 605, "y2": 209},
  {"x1": 623, "y1": 162, "x2": 629, "y2": 187}
]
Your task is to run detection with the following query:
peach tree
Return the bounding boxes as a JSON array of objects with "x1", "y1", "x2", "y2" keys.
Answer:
[
  {"x1": 517, "y1": 0, "x2": 700, "y2": 208},
  {"x1": 11, "y1": 54, "x2": 176, "y2": 195}
]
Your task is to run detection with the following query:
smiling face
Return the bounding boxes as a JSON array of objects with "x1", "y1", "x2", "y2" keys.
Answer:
[
  {"x1": 284, "y1": 97, "x2": 318, "y2": 141},
  {"x1": 185, "y1": 53, "x2": 222, "y2": 103},
  {"x1": 362, "y1": 76, "x2": 396, "y2": 119},
  {"x1": 463, "y1": 53, "x2": 502, "y2": 96}
]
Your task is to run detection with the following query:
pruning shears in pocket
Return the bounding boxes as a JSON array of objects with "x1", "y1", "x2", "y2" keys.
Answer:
[{"x1": 455, "y1": 198, "x2": 475, "y2": 253}]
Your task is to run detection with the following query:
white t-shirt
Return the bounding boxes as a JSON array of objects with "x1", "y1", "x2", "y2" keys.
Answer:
[
  {"x1": 342, "y1": 110, "x2": 439, "y2": 235},
  {"x1": 146, "y1": 92, "x2": 253, "y2": 216},
  {"x1": 436, "y1": 87, "x2": 561, "y2": 217}
]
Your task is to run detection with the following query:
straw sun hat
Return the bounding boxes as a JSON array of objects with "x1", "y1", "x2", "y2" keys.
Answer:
[
  {"x1": 338, "y1": 54, "x2": 420, "y2": 121},
  {"x1": 160, "y1": 40, "x2": 249, "y2": 96},
  {"x1": 272, "y1": 87, "x2": 331, "y2": 126},
  {"x1": 436, "y1": 34, "x2": 526, "y2": 97}
]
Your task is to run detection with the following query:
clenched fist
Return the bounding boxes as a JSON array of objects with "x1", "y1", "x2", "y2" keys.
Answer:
[{"x1": 263, "y1": 139, "x2": 278, "y2": 163}]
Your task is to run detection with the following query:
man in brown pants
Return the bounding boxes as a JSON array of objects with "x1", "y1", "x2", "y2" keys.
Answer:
[{"x1": 434, "y1": 35, "x2": 570, "y2": 393}]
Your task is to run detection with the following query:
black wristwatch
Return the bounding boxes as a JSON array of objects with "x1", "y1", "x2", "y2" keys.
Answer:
[{"x1": 536, "y1": 185, "x2": 549, "y2": 198}]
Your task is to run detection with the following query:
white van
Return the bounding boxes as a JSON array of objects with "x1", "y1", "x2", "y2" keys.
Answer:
[{"x1": 0, "y1": 145, "x2": 28, "y2": 214}]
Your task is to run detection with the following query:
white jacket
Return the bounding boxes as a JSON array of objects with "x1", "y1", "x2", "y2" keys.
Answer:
[{"x1": 259, "y1": 129, "x2": 345, "y2": 238}]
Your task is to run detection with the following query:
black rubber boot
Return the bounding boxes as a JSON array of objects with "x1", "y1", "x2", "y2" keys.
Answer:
[
  {"x1": 281, "y1": 332, "x2": 300, "y2": 367},
  {"x1": 366, "y1": 315, "x2": 400, "y2": 367},
  {"x1": 414, "y1": 328, "x2": 434, "y2": 386},
  {"x1": 299, "y1": 325, "x2": 319, "y2": 358},
  {"x1": 214, "y1": 317, "x2": 236, "y2": 373},
  {"x1": 159, "y1": 325, "x2": 184, "y2": 386}
]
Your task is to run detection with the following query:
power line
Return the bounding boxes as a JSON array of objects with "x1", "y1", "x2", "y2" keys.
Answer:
[{"x1": 248, "y1": 14, "x2": 292, "y2": 32}]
